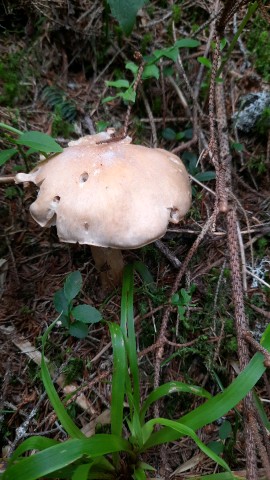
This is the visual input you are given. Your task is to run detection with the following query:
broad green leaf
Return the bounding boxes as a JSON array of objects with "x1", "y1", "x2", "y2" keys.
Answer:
[
  {"x1": 197, "y1": 56, "x2": 212, "y2": 68},
  {"x1": 162, "y1": 128, "x2": 176, "y2": 140},
  {"x1": 69, "y1": 321, "x2": 89, "y2": 338},
  {"x1": 109, "y1": 322, "x2": 126, "y2": 438},
  {"x1": 41, "y1": 320, "x2": 85, "y2": 439},
  {"x1": 195, "y1": 171, "x2": 216, "y2": 182},
  {"x1": 174, "y1": 38, "x2": 201, "y2": 49},
  {"x1": 64, "y1": 271, "x2": 82, "y2": 302},
  {"x1": 126, "y1": 61, "x2": 138, "y2": 74},
  {"x1": 72, "y1": 304, "x2": 102, "y2": 324},
  {"x1": 143, "y1": 418, "x2": 233, "y2": 476},
  {"x1": 142, "y1": 64, "x2": 159, "y2": 80},
  {"x1": 106, "y1": 79, "x2": 130, "y2": 88},
  {"x1": 208, "y1": 440, "x2": 224, "y2": 455},
  {"x1": 143, "y1": 351, "x2": 267, "y2": 448},
  {"x1": 0, "y1": 148, "x2": 17, "y2": 166},
  {"x1": 219, "y1": 420, "x2": 232, "y2": 440},
  {"x1": 3, "y1": 435, "x2": 132, "y2": 480},
  {"x1": 119, "y1": 88, "x2": 136, "y2": 103},
  {"x1": 140, "y1": 381, "x2": 211, "y2": 422},
  {"x1": 107, "y1": 0, "x2": 147, "y2": 35},
  {"x1": 16, "y1": 131, "x2": 63, "y2": 154},
  {"x1": 153, "y1": 46, "x2": 179, "y2": 62},
  {"x1": 8, "y1": 436, "x2": 59, "y2": 463},
  {"x1": 54, "y1": 288, "x2": 69, "y2": 315}
]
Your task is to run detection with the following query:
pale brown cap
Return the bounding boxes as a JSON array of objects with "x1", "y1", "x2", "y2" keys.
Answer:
[{"x1": 15, "y1": 132, "x2": 191, "y2": 249}]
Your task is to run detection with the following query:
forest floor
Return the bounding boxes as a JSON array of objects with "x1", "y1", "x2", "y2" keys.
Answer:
[{"x1": 0, "y1": 1, "x2": 270, "y2": 479}]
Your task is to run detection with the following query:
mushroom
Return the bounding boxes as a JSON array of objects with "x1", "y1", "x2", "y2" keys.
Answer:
[{"x1": 15, "y1": 130, "x2": 191, "y2": 292}]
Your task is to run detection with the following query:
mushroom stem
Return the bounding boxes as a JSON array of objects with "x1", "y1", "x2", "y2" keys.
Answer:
[{"x1": 90, "y1": 246, "x2": 124, "y2": 293}]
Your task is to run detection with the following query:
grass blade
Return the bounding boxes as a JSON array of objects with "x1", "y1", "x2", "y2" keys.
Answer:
[
  {"x1": 121, "y1": 265, "x2": 140, "y2": 411},
  {"x1": 41, "y1": 319, "x2": 85, "y2": 439},
  {"x1": 109, "y1": 322, "x2": 126, "y2": 437},
  {"x1": 143, "y1": 418, "x2": 234, "y2": 477},
  {"x1": 4, "y1": 435, "x2": 131, "y2": 480},
  {"x1": 143, "y1": 351, "x2": 267, "y2": 448},
  {"x1": 140, "y1": 381, "x2": 211, "y2": 423}
]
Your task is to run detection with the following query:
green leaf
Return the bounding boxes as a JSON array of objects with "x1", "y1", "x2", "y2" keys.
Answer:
[
  {"x1": 253, "y1": 391, "x2": 270, "y2": 431},
  {"x1": 219, "y1": 420, "x2": 232, "y2": 440},
  {"x1": 125, "y1": 61, "x2": 138, "y2": 74},
  {"x1": 107, "y1": 0, "x2": 147, "y2": 35},
  {"x1": 72, "y1": 463, "x2": 92, "y2": 480},
  {"x1": 106, "y1": 79, "x2": 130, "y2": 88},
  {"x1": 0, "y1": 148, "x2": 17, "y2": 166},
  {"x1": 64, "y1": 271, "x2": 82, "y2": 302},
  {"x1": 41, "y1": 320, "x2": 85, "y2": 439},
  {"x1": 174, "y1": 38, "x2": 201, "y2": 48},
  {"x1": 0, "y1": 122, "x2": 22, "y2": 135},
  {"x1": 140, "y1": 381, "x2": 211, "y2": 423},
  {"x1": 153, "y1": 46, "x2": 179, "y2": 62},
  {"x1": 8, "y1": 436, "x2": 59, "y2": 463},
  {"x1": 121, "y1": 265, "x2": 140, "y2": 411},
  {"x1": 133, "y1": 261, "x2": 156, "y2": 293},
  {"x1": 220, "y1": 38, "x2": 227, "y2": 50},
  {"x1": 208, "y1": 440, "x2": 224, "y2": 456},
  {"x1": 142, "y1": 64, "x2": 159, "y2": 80},
  {"x1": 231, "y1": 142, "x2": 244, "y2": 152},
  {"x1": 54, "y1": 288, "x2": 69, "y2": 315},
  {"x1": 109, "y1": 322, "x2": 126, "y2": 438},
  {"x1": 175, "y1": 131, "x2": 186, "y2": 140},
  {"x1": 119, "y1": 88, "x2": 136, "y2": 103},
  {"x1": 133, "y1": 467, "x2": 147, "y2": 479},
  {"x1": 260, "y1": 321, "x2": 270, "y2": 347},
  {"x1": 195, "y1": 171, "x2": 216, "y2": 182},
  {"x1": 143, "y1": 418, "x2": 233, "y2": 475},
  {"x1": 102, "y1": 95, "x2": 117, "y2": 104},
  {"x1": 95, "y1": 121, "x2": 109, "y2": 133},
  {"x1": 143, "y1": 351, "x2": 267, "y2": 448},
  {"x1": 197, "y1": 56, "x2": 212, "y2": 68},
  {"x1": 3, "y1": 435, "x2": 132, "y2": 480},
  {"x1": 69, "y1": 321, "x2": 89, "y2": 338},
  {"x1": 162, "y1": 128, "x2": 176, "y2": 140},
  {"x1": 72, "y1": 305, "x2": 102, "y2": 324},
  {"x1": 16, "y1": 131, "x2": 63, "y2": 154}
]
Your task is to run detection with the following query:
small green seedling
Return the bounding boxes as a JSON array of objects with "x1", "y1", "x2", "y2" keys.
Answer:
[
  {"x1": 53, "y1": 271, "x2": 102, "y2": 338},
  {"x1": 171, "y1": 285, "x2": 196, "y2": 329}
]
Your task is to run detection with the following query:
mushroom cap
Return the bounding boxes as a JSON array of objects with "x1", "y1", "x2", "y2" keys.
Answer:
[{"x1": 16, "y1": 133, "x2": 191, "y2": 249}]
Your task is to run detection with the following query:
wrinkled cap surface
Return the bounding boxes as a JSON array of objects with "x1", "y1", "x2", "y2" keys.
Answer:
[{"x1": 16, "y1": 132, "x2": 191, "y2": 249}]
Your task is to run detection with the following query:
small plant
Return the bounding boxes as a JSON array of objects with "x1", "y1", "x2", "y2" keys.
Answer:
[
  {"x1": 2, "y1": 266, "x2": 270, "y2": 480},
  {"x1": 53, "y1": 271, "x2": 103, "y2": 339},
  {"x1": 171, "y1": 285, "x2": 196, "y2": 329},
  {"x1": 42, "y1": 86, "x2": 78, "y2": 123},
  {"x1": 0, "y1": 123, "x2": 63, "y2": 170},
  {"x1": 103, "y1": 38, "x2": 200, "y2": 105}
]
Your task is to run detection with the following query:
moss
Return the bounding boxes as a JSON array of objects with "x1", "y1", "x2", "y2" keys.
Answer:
[{"x1": 247, "y1": 17, "x2": 270, "y2": 82}]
